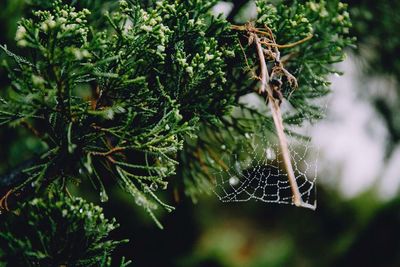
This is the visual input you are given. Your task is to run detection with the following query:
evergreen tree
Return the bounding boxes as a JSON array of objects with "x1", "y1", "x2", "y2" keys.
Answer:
[{"x1": 0, "y1": 0, "x2": 352, "y2": 265}]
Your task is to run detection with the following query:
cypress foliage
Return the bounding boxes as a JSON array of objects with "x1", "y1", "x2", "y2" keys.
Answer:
[
  {"x1": 0, "y1": 192, "x2": 129, "y2": 266},
  {"x1": 0, "y1": 0, "x2": 353, "y2": 264}
]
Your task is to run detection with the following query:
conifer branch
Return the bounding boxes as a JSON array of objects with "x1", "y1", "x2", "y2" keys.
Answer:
[{"x1": 0, "y1": 0, "x2": 352, "y2": 227}]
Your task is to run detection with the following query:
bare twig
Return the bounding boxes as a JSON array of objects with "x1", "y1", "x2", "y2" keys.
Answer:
[
  {"x1": 237, "y1": 38, "x2": 259, "y2": 80},
  {"x1": 0, "y1": 189, "x2": 13, "y2": 211},
  {"x1": 232, "y1": 22, "x2": 315, "y2": 209},
  {"x1": 193, "y1": 148, "x2": 215, "y2": 184},
  {"x1": 260, "y1": 34, "x2": 313, "y2": 49},
  {"x1": 21, "y1": 120, "x2": 42, "y2": 138},
  {"x1": 254, "y1": 33, "x2": 303, "y2": 207},
  {"x1": 204, "y1": 145, "x2": 229, "y2": 172},
  {"x1": 231, "y1": 25, "x2": 313, "y2": 49},
  {"x1": 89, "y1": 147, "x2": 126, "y2": 157}
]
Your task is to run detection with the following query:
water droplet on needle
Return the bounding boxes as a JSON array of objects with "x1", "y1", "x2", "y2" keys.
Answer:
[{"x1": 100, "y1": 191, "x2": 109, "y2": 202}]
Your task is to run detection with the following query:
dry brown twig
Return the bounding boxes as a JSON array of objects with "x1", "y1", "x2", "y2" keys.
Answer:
[
  {"x1": 89, "y1": 146, "x2": 126, "y2": 157},
  {"x1": 232, "y1": 22, "x2": 315, "y2": 209},
  {"x1": 0, "y1": 189, "x2": 13, "y2": 212}
]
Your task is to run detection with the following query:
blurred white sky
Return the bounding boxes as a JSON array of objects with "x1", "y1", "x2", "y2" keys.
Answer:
[
  {"x1": 312, "y1": 56, "x2": 400, "y2": 200},
  {"x1": 213, "y1": 1, "x2": 233, "y2": 17}
]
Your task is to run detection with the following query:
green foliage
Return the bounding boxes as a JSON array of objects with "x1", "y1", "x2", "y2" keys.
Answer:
[
  {"x1": 0, "y1": 191, "x2": 127, "y2": 266},
  {"x1": 257, "y1": 0, "x2": 353, "y2": 120},
  {"x1": 0, "y1": 0, "x2": 352, "y2": 225},
  {"x1": 180, "y1": 0, "x2": 353, "y2": 201},
  {"x1": 0, "y1": 0, "x2": 239, "y2": 225},
  {"x1": 347, "y1": 0, "x2": 400, "y2": 154},
  {"x1": 348, "y1": 0, "x2": 400, "y2": 77},
  {"x1": 0, "y1": 0, "x2": 356, "y2": 265}
]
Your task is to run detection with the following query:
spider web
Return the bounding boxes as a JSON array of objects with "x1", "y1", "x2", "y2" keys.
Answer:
[{"x1": 212, "y1": 108, "x2": 318, "y2": 209}]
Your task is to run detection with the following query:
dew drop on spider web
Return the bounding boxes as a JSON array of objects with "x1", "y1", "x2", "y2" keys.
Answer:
[
  {"x1": 211, "y1": 120, "x2": 318, "y2": 209},
  {"x1": 265, "y1": 147, "x2": 276, "y2": 160},
  {"x1": 229, "y1": 176, "x2": 240, "y2": 186}
]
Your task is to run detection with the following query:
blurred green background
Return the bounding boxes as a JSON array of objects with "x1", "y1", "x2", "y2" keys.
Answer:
[{"x1": 1, "y1": 0, "x2": 400, "y2": 266}]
